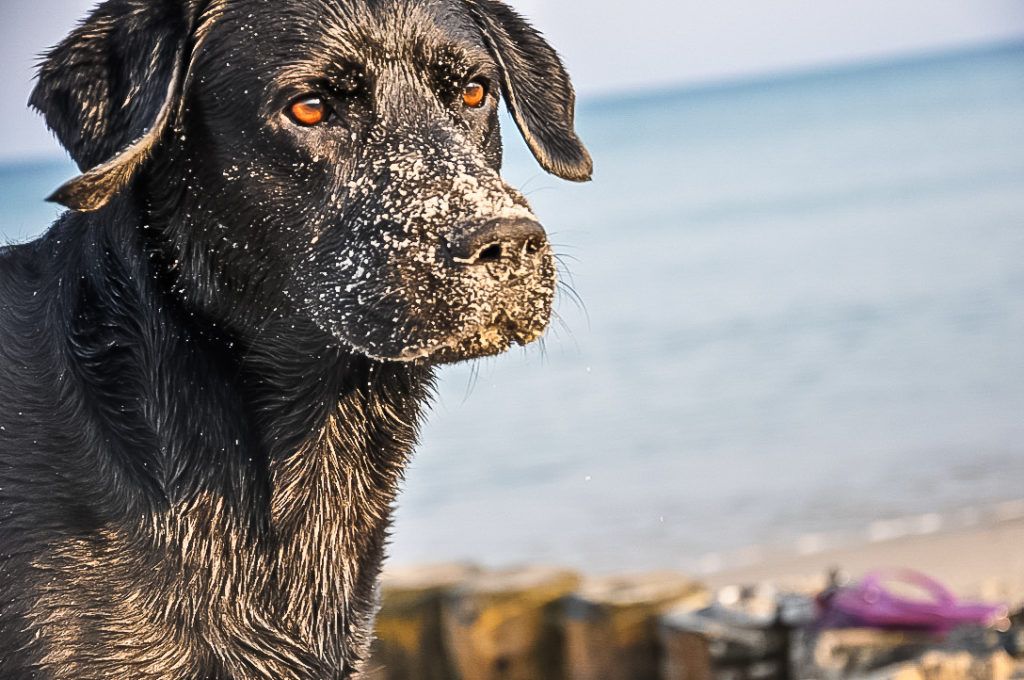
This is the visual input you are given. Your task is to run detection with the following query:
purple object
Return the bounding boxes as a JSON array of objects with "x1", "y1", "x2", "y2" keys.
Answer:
[{"x1": 817, "y1": 569, "x2": 1008, "y2": 634}]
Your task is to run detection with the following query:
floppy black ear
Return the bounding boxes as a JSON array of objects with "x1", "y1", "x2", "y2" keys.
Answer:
[
  {"x1": 464, "y1": 0, "x2": 593, "y2": 182},
  {"x1": 30, "y1": 0, "x2": 201, "y2": 212}
]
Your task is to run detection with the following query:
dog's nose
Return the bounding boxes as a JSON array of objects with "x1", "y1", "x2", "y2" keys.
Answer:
[{"x1": 449, "y1": 218, "x2": 548, "y2": 266}]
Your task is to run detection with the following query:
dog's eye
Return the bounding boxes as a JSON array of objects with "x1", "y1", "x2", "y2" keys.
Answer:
[
  {"x1": 462, "y1": 81, "x2": 487, "y2": 108},
  {"x1": 289, "y1": 96, "x2": 329, "y2": 126}
]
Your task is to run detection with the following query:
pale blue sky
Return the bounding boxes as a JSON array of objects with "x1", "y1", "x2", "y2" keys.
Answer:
[{"x1": 1, "y1": 0, "x2": 1023, "y2": 161}]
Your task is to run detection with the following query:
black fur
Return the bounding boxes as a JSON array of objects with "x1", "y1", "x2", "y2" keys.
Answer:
[{"x1": 0, "y1": 0, "x2": 590, "y2": 677}]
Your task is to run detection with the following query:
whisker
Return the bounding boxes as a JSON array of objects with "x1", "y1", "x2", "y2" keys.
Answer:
[
  {"x1": 554, "y1": 257, "x2": 583, "y2": 294},
  {"x1": 548, "y1": 238, "x2": 582, "y2": 252},
  {"x1": 535, "y1": 336, "x2": 549, "y2": 365},
  {"x1": 521, "y1": 185, "x2": 558, "y2": 199},
  {"x1": 553, "y1": 250, "x2": 581, "y2": 278},
  {"x1": 517, "y1": 173, "x2": 547, "y2": 194},
  {"x1": 548, "y1": 309, "x2": 581, "y2": 354},
  {"x1": 552, "y1": 250, "x2": 582, "y2": 263},
  {"x1": 557, "y1": 281, "x2": 587, "y2": 314},
  {"x1": 461, "y1": 360, "x2": 482, "y2": 403}
]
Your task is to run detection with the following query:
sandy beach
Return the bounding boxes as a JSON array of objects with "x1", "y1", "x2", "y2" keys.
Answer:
[{"x1": 707, "y1": 516, "x2": 1024, "y2": 604}]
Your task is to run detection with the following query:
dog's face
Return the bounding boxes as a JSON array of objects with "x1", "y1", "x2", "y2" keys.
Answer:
[{"x1": 32, "y1": 0, "x2": 591, "y2": 363}]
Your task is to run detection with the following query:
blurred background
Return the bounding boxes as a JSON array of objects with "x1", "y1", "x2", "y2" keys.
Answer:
[{"x1": 1, "y1": 1, "x2": 1023, "y2": 581}]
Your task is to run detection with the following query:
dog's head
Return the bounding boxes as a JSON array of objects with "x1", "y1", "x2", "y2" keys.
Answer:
[{"x1": 31, "y1": 0, "x2": 591, "y2": 363}]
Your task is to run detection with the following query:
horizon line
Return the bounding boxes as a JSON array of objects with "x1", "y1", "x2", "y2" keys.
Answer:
[
  {"x1": 580, "y1": 36, "x2": 1024, "y2": 109},
  {"x1": 2, "y1": 36, "x2": 1022, "y2": 167}
]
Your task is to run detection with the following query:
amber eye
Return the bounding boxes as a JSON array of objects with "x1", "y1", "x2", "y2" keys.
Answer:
[
  {"x1": 289, "y1": 96, "x2": 328, "y2": 126},
  {"x1": 462, "y1": 81, "x2": 487, "y2": 108}
]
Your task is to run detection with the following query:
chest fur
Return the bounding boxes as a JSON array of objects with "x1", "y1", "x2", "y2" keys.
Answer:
[{"x1": 28, "y1": 382, "x2": 425, "y2": 680}]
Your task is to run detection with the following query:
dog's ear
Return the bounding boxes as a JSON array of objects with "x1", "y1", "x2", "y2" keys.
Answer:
[
  {"x1": 465, "y1": 0, "x2": 593, "y2": 182},
  {"x1": 30, "y1": 0, "x2": 202, "y2": 212}
]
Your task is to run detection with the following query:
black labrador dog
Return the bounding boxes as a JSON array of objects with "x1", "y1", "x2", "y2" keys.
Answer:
[{"x1": 0, "y1": 0, "x2": 590, "y2": 677}]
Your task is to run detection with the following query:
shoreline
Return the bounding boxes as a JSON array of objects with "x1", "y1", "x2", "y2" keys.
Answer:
[{"x1": 705, "y1": 514, "x2": 1024, "y2": 602}]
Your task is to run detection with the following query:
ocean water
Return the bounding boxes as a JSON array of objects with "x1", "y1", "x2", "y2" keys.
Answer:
[{"x1": 2, "y1": 44, "x2": 1023, "y2": 574}]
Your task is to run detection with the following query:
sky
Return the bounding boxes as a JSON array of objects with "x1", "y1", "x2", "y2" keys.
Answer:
[{"x1": 1, "y1": 0, "x2": 1023, "y2": 162}]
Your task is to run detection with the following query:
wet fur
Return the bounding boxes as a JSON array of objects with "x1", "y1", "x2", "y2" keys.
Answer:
[{"x1": 0, "y1": 0, "x2": 589, "y2": 677}]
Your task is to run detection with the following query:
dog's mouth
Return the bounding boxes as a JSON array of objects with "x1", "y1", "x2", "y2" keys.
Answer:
[
  {"x1": 417, "y1": 313, "x2": 547, "y2": 363},
  {"x1": 357, "y1": 312, "x2": 548, "y2": 364},
  {"x1": 300, "y1": 265, "x2": 555, "y2": 365}
]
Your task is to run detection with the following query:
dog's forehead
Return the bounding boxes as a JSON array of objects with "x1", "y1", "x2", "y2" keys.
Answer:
[{"x1": 206, "y1": 0, "x2": 488, "y2": 72}]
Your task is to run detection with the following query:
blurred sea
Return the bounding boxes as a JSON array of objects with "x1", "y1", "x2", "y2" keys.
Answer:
[{"x1": 2, "y1": 43, "x2": 1023, "y2": 574}]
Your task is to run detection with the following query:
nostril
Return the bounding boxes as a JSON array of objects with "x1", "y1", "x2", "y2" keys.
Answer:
[
  {"x1": 477, "y1": 243, "x2": 504, "y2": 263},
  {"x1": 450, "y1": 218, "x2": 548, "y2": 267}
]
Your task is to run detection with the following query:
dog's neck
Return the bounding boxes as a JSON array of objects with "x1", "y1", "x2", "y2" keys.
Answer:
[
  {"x1": 54, "y1": 203, "x2": 434, "y2": 675},
  {"x1": 242, "y1": 319, "x2": 434, "y2": 664},
  {"x1": 245, "y1": 331, "x2": 433, "y2": 671}
]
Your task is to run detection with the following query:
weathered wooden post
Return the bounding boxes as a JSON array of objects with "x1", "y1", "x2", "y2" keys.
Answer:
[
  {"x1": 442, "y1": 566, "x2": 581, "y2": 680},
  {"x1": 563, "y1": 571, "x2": 707, "y2": 680},
  {"x1": 364, "y1": 563, "x2": 479, "y2": 680},
  {"x1": 659, "y1": 619, "x2": 714, "y2": 680}
]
